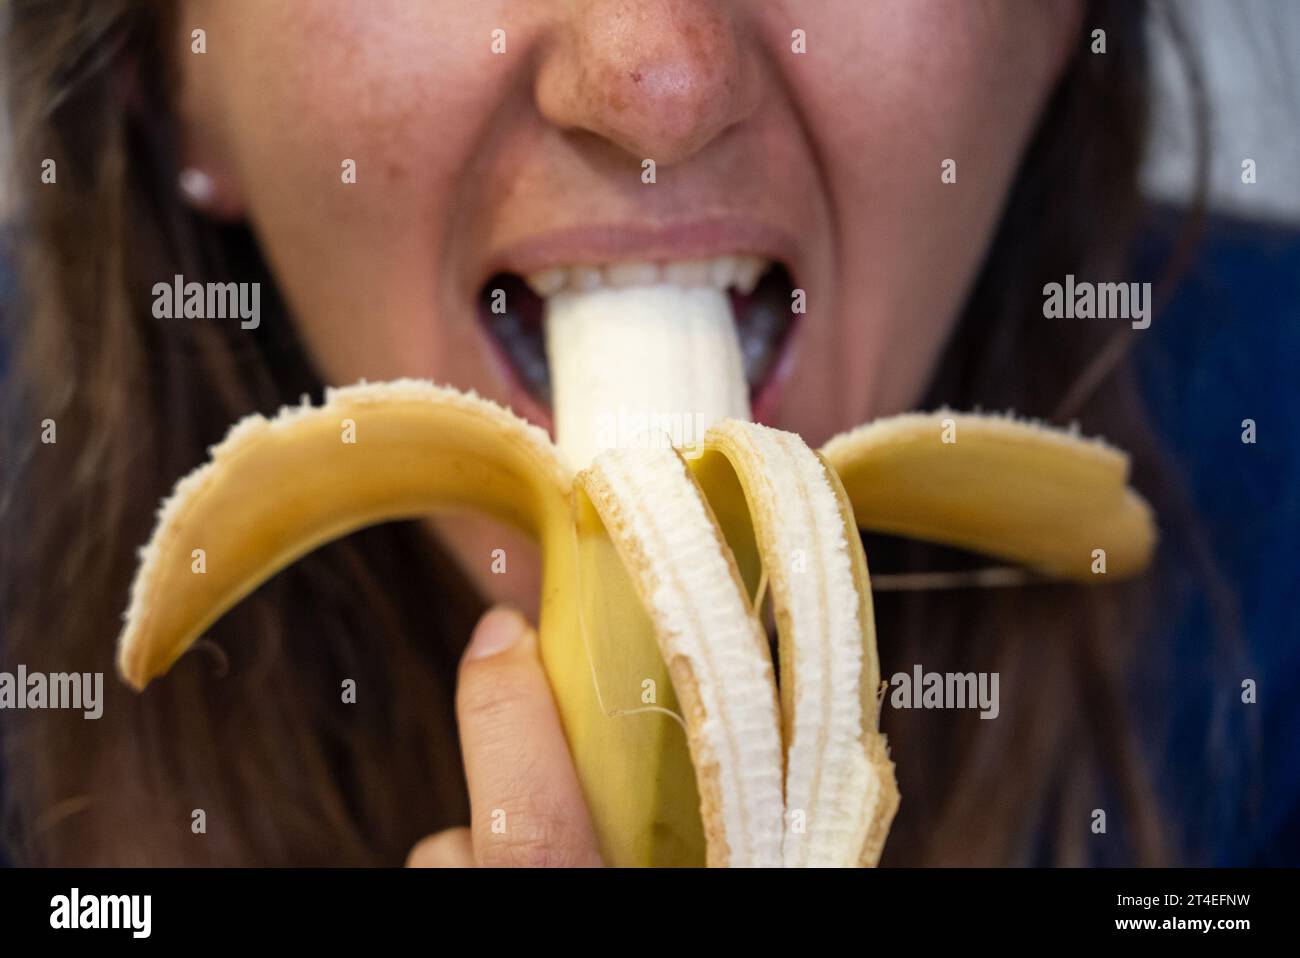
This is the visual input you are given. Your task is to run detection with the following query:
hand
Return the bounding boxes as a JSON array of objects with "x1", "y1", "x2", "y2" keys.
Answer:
[{"x1": 406, "y1": 607, "x2": 604, "y2": 867}]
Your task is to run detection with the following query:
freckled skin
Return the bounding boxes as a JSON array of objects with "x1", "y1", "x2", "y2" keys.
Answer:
[{"x1": 177, "y1": 0, "x2": 1081, "y2": 612}]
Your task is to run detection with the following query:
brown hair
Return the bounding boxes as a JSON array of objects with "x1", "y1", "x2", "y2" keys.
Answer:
[{"x1": 0, "y1": 0, "x2": 1220, "y2": 865}]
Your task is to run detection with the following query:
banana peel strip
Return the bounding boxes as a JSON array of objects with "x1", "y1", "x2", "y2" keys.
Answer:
[{"x1": 821, "y1": 411, "x2": 1156, "y2": 579}]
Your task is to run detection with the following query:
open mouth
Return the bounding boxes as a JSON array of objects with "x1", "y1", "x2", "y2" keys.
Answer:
[{"x1": 476, "y1": 255, "x2": 799, "y2": 423}]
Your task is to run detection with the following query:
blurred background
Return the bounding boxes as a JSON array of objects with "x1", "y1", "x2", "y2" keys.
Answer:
[{"x1": 1144, "y1": 0, "x2": 1300, "y2": 222}]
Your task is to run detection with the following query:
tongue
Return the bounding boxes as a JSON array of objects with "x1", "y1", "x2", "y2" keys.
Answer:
[{"x1": 544, "y1": 284, "x2": 752, "y2": 471}]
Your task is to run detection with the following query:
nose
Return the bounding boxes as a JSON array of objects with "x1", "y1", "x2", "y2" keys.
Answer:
[{"x1": 536, "y1": 0, "x2": 758, "y2": 167}]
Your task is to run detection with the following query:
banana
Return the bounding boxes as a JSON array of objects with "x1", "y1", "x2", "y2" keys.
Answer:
[
  {"x1": 545, "y1": 284, "x2": 750, "y2": 469},
  {"x1": 116, "y1": 281, "x2": 1155, "y2": 867}
]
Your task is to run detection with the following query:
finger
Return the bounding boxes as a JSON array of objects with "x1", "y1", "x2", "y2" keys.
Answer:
[
  {"x1": 456, "y1": 606, "x2": 603, "y2": 867},
  {"x1": 406, "y1": 827, "x2": 474, "y2": 868}
]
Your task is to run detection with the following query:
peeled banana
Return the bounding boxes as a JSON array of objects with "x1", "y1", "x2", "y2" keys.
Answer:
[{"x1": 116, "y1": 280, "x2": 1155, "y2": 867}]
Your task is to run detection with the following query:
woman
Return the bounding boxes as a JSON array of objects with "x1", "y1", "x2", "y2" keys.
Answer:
[{"x1": 0, "y1": 0, "x2": 1281, "y2": 866}]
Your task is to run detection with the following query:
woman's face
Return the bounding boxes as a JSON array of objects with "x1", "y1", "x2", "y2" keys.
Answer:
[{"x1": 177, "y1": 0, "x2": 1080, "y2": 609}]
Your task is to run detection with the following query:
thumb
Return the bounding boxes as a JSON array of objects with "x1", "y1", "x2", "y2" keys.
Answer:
[{"x1": 455, "y1": 606, "x2": 603, "y2": 867}]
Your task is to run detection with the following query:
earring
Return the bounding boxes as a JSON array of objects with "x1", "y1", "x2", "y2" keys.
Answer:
[{"x1": 178, "y1": 167, "x2": 217, "y2": 207}]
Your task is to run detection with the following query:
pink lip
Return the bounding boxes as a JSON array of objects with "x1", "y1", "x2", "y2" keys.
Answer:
[{"x1": 481, "y1": 216, "x2": 804, "y2": 285}]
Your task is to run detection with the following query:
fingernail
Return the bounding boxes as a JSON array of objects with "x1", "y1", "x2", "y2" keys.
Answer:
[{"x1": 465, "y1": 607, "x2": 528, "y2": 661}]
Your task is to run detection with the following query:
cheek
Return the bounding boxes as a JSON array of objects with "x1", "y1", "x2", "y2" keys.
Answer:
[
  {"x1": 182, "y1": 0, "x2": 517, "y2": 378},
  {"x1": 778, "y1": 0, "x2": 1077, "y2": 423}
]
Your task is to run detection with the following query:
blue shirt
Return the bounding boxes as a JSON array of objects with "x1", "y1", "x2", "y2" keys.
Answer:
[{"x1": 1131, "y1": 211, "x2": 1300, "y2": 865}]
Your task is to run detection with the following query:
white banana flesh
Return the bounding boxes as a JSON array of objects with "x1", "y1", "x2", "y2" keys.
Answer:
[{"x1": 545, "y1": 284, "x2": 750, "y2": 469}]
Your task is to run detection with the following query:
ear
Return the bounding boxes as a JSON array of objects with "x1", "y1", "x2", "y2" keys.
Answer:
[
  {"x1": 115, "y1": 15, "x2": 249, "y2": 221},
  {"x1": 170, "y1": 45, "x2": 248, "y2": 221},
  {"x1": 174, "y1": 106, "x2": 248, "y2": 220}
]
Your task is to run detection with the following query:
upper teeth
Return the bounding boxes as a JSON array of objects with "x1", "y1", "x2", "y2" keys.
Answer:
[{"x1": 526, "y1": 255, "x2": 769, "y2": 298}]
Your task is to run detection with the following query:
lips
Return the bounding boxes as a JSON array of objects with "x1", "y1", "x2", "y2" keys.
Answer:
[{"x1": 476, "y1": 254, "x2": 799, "y2": 423}]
